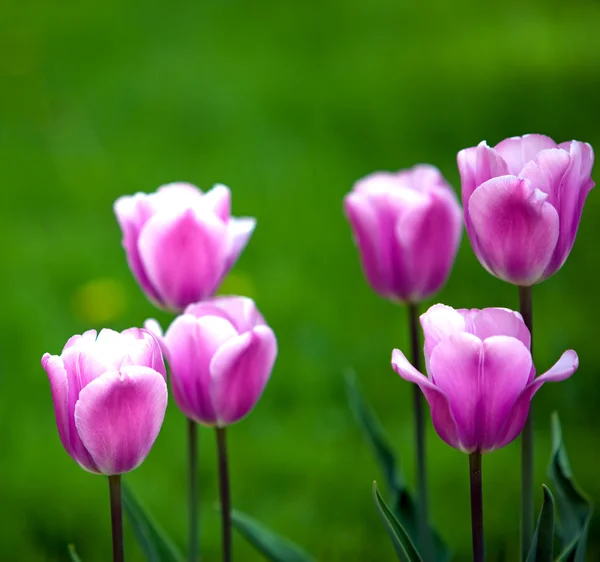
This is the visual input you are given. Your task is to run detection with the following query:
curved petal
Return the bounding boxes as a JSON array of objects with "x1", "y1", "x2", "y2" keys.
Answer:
[
  {"x1": 202, "y1": 184, "x2": 231, "y2": 221},
  {"x1": 63, "y1": 329, "x2": 97, "y2": 352},
  {"x1": 457, "y1": 146, "x2": 478, "y2": 209},
  {"x1": 519, "y1": 148, "x2": 571, "y2": 205},
  {"x1": 495, "y1": 350, "x2": 578, "y2": 449},
  {"x1": 138, "y1": 208, "x2": 229, "y2": 311},
  {"x1": 475, "y1": 141, "x2": 510, "y2": 186},
  {"x1": 494, "y1": 134, "x2": 558, "y2": 175},
  {"x1": 461, "y1": 308, "x2": 530, "y2": 350},
  {"x1": 210, "y1": 326, "x2": 278, "y2": 426},
  {"x1": 478, "y1": 336, "x2": 532, "y2": 452},
  {"x1": 344, "y1": 192, "x2": 390, "y2": 296},
  {"x1": 74, "y1": 367, "x2": 168, "y2": 475},
  {"x1": 396, "y1": 188, "x2": 462, "y2": 300},
  {"x1": 186, "y1": 296, "x2": 265, "y2": 333},
  {"x1": 420, "y1": 304, "x2": 466, "y2": 372},
  {"x1": 428, "y1": 333, "x2": 483, "y2": 452},
  {"x1": 152, "y1": 182, "x2": 205, "y2": 213},
  {"x1": 224, "y1": 217, "x2": 256, "y2": 270},
  {"x1": 163, "y1": 315, "x2": 238, "y2": 425},
  {"x1": 468, "y1": 176, "x2": 560, "y2": 285},
  {"x1": 41, "y1": 353, "x2": 98, "y2": 472},
  {"x1": 397, "y1": 164, "x2": 448, "y2": 191},
  {"x1": 114, "y1": 194, "x2": 162, "y2": 303},
  {"x1": 120, "y1": 328, "x2": 166, "y2": 381},
  {"x1": 391, "y1": 349, "x2": 461, "y2": 450},
  {"x1": 544, "y1": 141, "x2": 595, "y2": 277}
]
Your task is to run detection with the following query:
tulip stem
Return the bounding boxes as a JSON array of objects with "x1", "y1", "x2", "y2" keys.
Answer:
[
  {"x1": 108, "y1": 475, "x2": 124, "y2": 562},
  {"x1": 519, "y1": 285, "x2": 534, "y2": 561},
  {"x1": 216, "y1": 427, "x2": 232, "y2": 562},
  {"x1": 188, "y1": 418, "x2": 199, "y2": 562},
  {"x1": 469, "y1": 452, "x2": 484, "y2": 562},
  {"x1": 408, "y1": 302, "x2": 432, "y2": 562}
]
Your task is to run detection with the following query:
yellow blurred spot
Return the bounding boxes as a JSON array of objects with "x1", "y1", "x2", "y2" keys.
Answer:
[
  {"x1": 217, "y1": 272, "x2": 256, "y2": 299},
  {"x1": 72, "y1": 277, "x2": 127, "y2": 324}
]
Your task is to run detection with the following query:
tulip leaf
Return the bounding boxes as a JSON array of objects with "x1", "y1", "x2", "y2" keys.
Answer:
[
  {"x1": 373, "y1": 482, "x2": 422, "y2": 562},
  {"x1": 68, "y1": 544, "x2": 82, "y2": 562},
  {"x1": 231, "y1": 508, "x2": 315, "y2": 562},
  {"x1": 547, "y1": 412, "x2": 593, "y2": 562},
  {"x1": 122, "y1": 483, "x2": 185, "y2": 562},
  {"x1": 525, "y1": 485, "x2": 554, "y2": 562},
  {"x1": 345, "y1": 371, "x2": 451, "y2": 562}
]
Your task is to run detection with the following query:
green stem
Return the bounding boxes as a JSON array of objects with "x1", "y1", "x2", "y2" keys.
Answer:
[
  {"x1": 216, "y1": 427, "x2": 231, "y2": 562},
  {"x1": 108, "y1": 475, "x2": 124, "y2": 562},
  {"x1": 519, "y1": 285, "x2": 534, "y2": 561},
  {"x1": 408, "y1": 302, "x2": 432, "y2": 562},
  {"x1": 469, "y1": 452, "x2": 484, "y2": 562},
  {"x1": 188, "y1": 418, "x2": 199, "y2": 562}
]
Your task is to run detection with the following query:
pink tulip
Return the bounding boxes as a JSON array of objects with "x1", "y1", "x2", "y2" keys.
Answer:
[
  {"x1": 344, "y1": 165, "x2": 462, "y2": 303},
  {"x1": 146, "y1": 296, "x2": 277, "y2": 426},
  {"x1": 114, "y1": 183, "x2": 256, "y2": 311},
  {"x1": 458, "y1": 134, "x2": 594, "y2": 285},
  {"x1": 42, "y1": 328, "x2": 168, "y2": 474},
  {"x1": 392, "y1": 304, "x2": 578, "y2": 453}
]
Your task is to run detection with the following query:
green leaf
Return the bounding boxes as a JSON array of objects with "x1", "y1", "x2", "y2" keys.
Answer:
[
  {"x1": 345, "y1": 371, "x2": 451, "y2": 562},
  {"x1": 231, "y1": 509, "x2": 315, "y2": 562},
  {"x1": 373, "y1": 482, "x2": 423, "y2": 562},
  {"x1": 547, "y1": 412, "x2": 593, "y2": 562},
  {"x1": 122, "y1": 482, "x2": 184, "y2": 562},
  {"x1": 68, "y1": 544, "x2": 82, "y2": 562},
  {"x1": 525, "y1": 485, "x2": 554, "y2": 562}
]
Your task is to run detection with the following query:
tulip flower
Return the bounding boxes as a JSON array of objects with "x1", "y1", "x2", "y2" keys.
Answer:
[
  {"x1": 41, "y1": 328, "x2": 168, "y2": 475},
  {"x1": 458, "y1": 134, "x2": 594, "y2": 286},
  {"x1": 391, "y1": 304, "x2": 578, "y2": 453},
  {"x1": 114, "y1": 182, "x2": 256, "y2": 312},
  {"x1": 146, "y1": 295, "x2": 277, "y2": 426},
  {"x1": 344, "y1": 164, "x2": 462, "y2": 303}
]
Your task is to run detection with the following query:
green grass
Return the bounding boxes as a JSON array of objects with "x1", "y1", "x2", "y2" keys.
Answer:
[{"x1": 2, "y1": 0, "x2": 600, "y2": 559}]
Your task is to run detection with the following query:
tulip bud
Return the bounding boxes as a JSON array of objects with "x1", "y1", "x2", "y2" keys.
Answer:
[
  {"x1": 458, "y1": 134, "x2": 595, "y2": 286},
  {"x1": 392, "y1": 304, "x2": 578, "y2": 453},
  {"x1": 344, "y1": 165, "x2": 462, "y2": 303},
  {"x1": 41, "y1": 328, "x2": 168, "y2": 474},
  {"x1": 146, "y1": 296, "x2": 277, "y2": 427},
  {"x1": 114, "y1": 183, "x2": 256, "y2": 312}
]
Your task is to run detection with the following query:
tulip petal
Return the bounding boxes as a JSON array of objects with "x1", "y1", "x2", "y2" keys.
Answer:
[
  {"x1": 428, "y1": 333, "x2": 483, "y2": 452},
  {"x1": 494, "y1": 134, "x2": 557, "y2": 175},
  {"x1": 468, "y1": 176, "x2": 560, "y2": 285},
  {"x1": 457, "y1": 146, "x2": 478, "y2": 209},
  {"x1": 75, "y1": 366, "x2": 168, "y2": 475},
  {"x1": 545, "y1": 141, "x2": 595, "y2": 275},
  {"x1": 186, "y1": 296, "x2": 265, "y2": 333},
  {"x1": 138, "y1": 208, "x2": 229, "y2": 311},
  {"x1": 496, "y1": 350, "x2": 578, "y2": 449},
  {"x1": 420, "y1": 304, "x2": 466, "y2": 371},
  {"x1": 202, "y1": 184, "x2": 231, "y2": 221},
  {"x1": 120, "y1": 328, "x2": 166, "y2": 381},
  {"x1": 114, "y1": 195, "x2": 162, "y2": 303},
  {"x1": 460, "y1": 308, "x2": 531, "y2": 351},
  {"x1": 153, "y1": 182, "x2": 205, "y2": 212},
  {"x1": 478, "y1": 336, "x2": 532, "y2": 452},
  {"x1": 224, "y1": 217, "x2": 256, "y2": 270},
  {"x1": 396, "y1": 188, "x2": 462, "y2": 300},
  {"x1": 391, "y1": 349, "x2": 461, "y2": 450},
  {"x1": 210, "y1": 326, "x2": 277, "y2": 425},
  {"x1": 164, "y1": 315, "x2": 238, "y2": 425},
  {"x1": 42, "y1": 353, "x2": 99, "y2": 472},
  {"x1": 344, "y1": 192, "x2": 389, "y2": 296}
]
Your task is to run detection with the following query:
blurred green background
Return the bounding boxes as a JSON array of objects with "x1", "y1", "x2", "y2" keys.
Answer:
[{"x1": 2, "y1": 0, "x2": 600, "y2": 559}]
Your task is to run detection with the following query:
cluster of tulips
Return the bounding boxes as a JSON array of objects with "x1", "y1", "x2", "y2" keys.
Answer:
[{"x1": 42, "y1": 134, "x2": 594, "y2": 562}]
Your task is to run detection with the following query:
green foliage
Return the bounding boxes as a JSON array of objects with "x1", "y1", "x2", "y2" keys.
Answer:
[
  {"x1": 525, "y1": 485, "x2": 554, "y2": 562},
  {"x1": 231, "y1": 509, "x2": 315, "y2": 562},
  {"x1": 122, "y1": 483, "x2": 184, "y2": 562},
  {"x1": 373, "y1": 482, "x2": 422, "y2": 562},
  {"x1": 68, "y1": 545, "x2": 82, "y2": 562},
  {"x1": 548, "y1": 413, "x2": 593, "y2": 562}
]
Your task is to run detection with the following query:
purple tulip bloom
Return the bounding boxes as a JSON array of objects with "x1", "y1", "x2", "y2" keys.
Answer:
[
  {"x1": 392, "y1": 304, "x2": 578, "y2": 453},
  {"x1": 458, "y1": 134, "x2": 594, "y2": 285},
  {"x1": 114, "y1": 183, "x2": 256, "y2": 312},
  {"x1": 146, "y1": 296, "x2": 277, "y2": 427},
  {"x1": 42, "y1": 328, "x2": 168, "y2": 474},
  {"x1": 344, "y1": 165, "x2": 462, "y2": 303}
]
